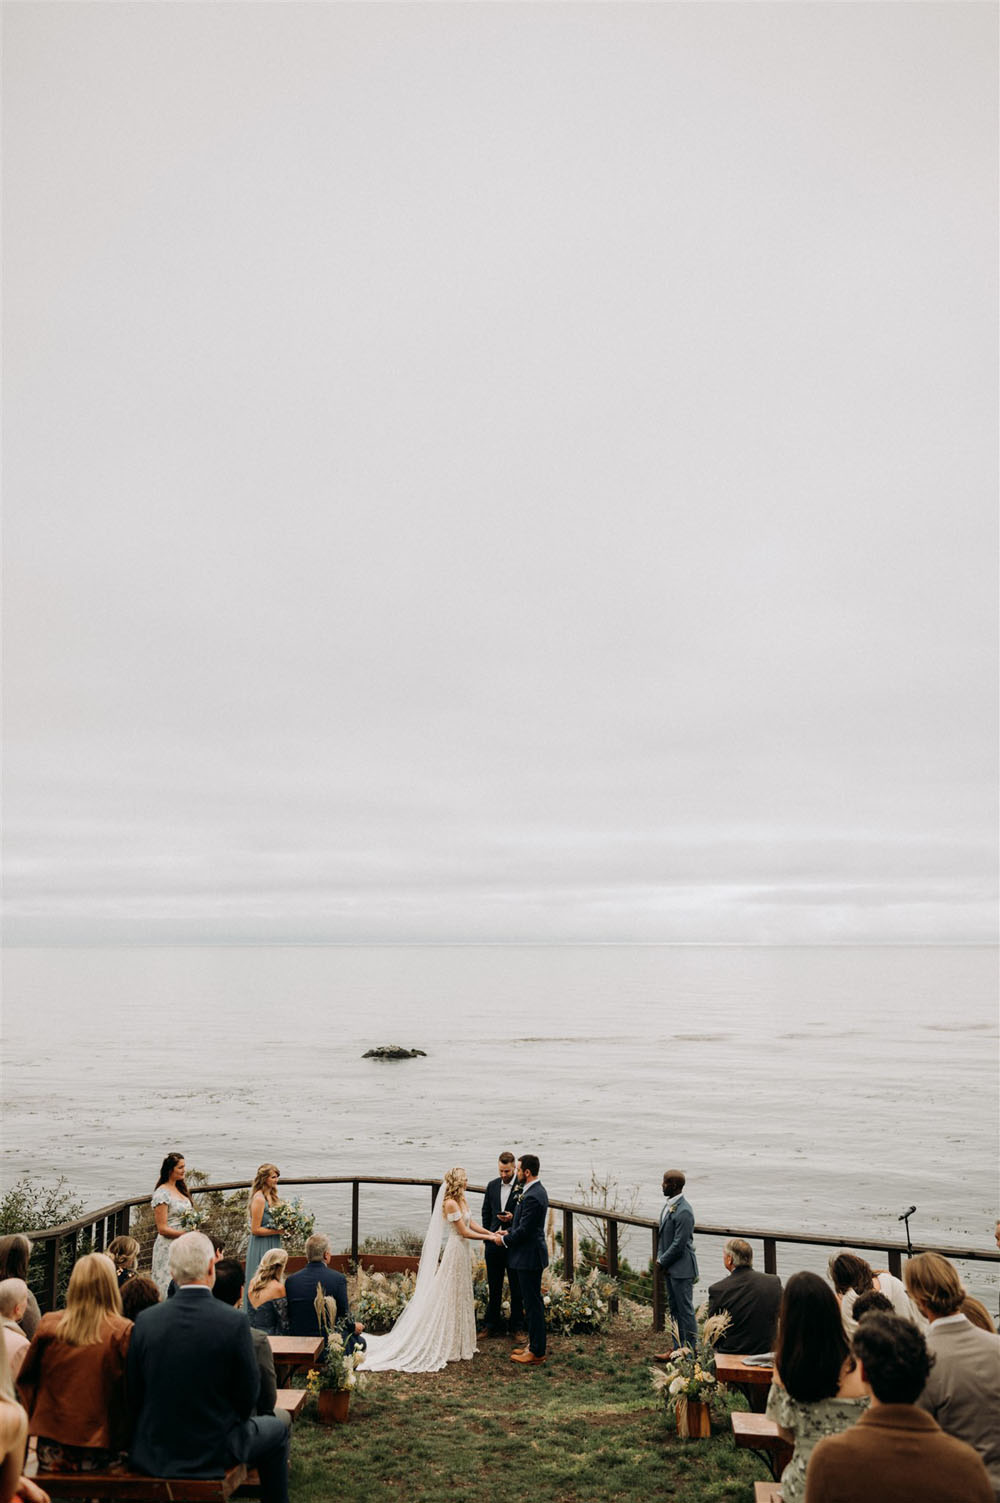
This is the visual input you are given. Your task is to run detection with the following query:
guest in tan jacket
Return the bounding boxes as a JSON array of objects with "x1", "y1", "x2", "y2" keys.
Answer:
[
  {"x1": 16, "y1": 1253, "x2": 132, "y2": 1472},
  {"x1": 804, "y1": 1313, "x2": 992, "y2": 1503},
  {"x1": 905, "y1": 1251, "x2": 1000, "y2": 1500}
]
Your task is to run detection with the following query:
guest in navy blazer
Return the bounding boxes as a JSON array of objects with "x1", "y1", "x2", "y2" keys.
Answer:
[
  {"x1": 127, "y1": 1232, "x2": 290, "y2": 1503},
  {"x1": 284, "y1": 1233, "x2": 364, "y2": 1354},
  {"x1": 500, "y1": 1155, "x2": 549, "y2": 1364}
]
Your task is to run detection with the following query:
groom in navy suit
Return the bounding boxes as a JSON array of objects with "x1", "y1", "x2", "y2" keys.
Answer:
[
  {"x1": 655, "y1": 1168, "x2": 699, "y2": 1352},
  {"x1": 499, "y1": 1154, "x2": 548, "y2": 1365}
]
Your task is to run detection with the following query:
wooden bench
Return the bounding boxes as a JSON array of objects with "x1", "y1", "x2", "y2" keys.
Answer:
[
  {"x1": 266, "y1": 1334, "x2": 323, "y2": 1383},
  {"x1": 754, "y1": 1484, "x2": 784, "y2": 1502},
  {"x1": 275, "y1": 1388, "x2": 308, "y2": 1422},
  {"x1": 28, "y1": 1464, "x2": 247, "y2": 1500},
  {"x1": 731, "y1": 1411, "x2": 793, "y2": 1480}
]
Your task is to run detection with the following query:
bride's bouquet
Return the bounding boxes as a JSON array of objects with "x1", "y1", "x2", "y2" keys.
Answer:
[{"x1": 268, "y1": 1196, "x2": 315, "y2": 1250}]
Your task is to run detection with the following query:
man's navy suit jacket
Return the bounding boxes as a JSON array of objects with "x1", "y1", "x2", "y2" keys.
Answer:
[
  {"x1": 657, "y1": 1195, "x2": 699, "y2": 1281},
  {"x1": 128, "y1": 1285, "x2": 260, "y2": 1477},
  {"x1": 504, "y1": 1181, "x2": 549, "y2": 1271},
  {"x1": 285, "y1": 1261, "x2": 349, "y2": 1337}
]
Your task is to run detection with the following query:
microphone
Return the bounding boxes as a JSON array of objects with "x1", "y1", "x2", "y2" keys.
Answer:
[{"x1": 898, "y1": 1206, "x2": 916, "y2": 1220}]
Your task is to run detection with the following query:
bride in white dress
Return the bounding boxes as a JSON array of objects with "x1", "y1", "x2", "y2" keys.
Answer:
[{"x1": 360, "y1": 1168, "x2": 497, "y2": 1373}]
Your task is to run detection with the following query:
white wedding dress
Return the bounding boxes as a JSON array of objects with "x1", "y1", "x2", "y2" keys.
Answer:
[{"x1": 360, "y1": 1188, "x2": 479, "y2": 1372}]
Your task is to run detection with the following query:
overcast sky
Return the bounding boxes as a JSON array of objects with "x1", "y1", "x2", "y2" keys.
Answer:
[{"x1": 3, "y1": 2, "x2": 997, "y2": 945}]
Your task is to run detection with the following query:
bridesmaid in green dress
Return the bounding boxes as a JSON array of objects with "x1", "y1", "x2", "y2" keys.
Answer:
[{"x1": 243, "y1": 1163, "x2": 282, "y2": 1310}]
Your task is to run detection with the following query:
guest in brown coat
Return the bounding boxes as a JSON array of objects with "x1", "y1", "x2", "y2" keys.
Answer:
[
  {"x1": 804, "y1": 1314, "x2": 992, "y2": 1503},
  {"x1": 16, "y1": 1253, "x2": 132, "y2": 1472}
]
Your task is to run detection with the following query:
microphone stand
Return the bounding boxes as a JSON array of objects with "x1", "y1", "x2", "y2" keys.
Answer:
[{"x1": 899, "y1": 1207, "x2": 915, "y2": 1259}]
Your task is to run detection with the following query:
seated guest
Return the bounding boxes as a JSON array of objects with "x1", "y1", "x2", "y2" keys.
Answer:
[
  {"x1": 765, "y1": 1271, "x2": 869, "y2": 1503},
  {"x1": 127, "y1": 1232, "x2": 289, "y2": 1503},
  {"x1": 850, "y1": 1290, "x2": 894, "y2": 1323},
  {"x1": 828, "y1": 1252, "x2": 922, "y2": 1334},
  {"x1": 0, "y1": 1283, "x2": 30, "y2": 1381},
  {"x1": 246, "y1": 1250, "x2": 289, "y2": 1335},
  {"x1": 0, "y1": 1240, "x2": 40, "y2": 1341},
  {"x1": 959, "y1": 1296, "x2": 996, "y2": 1334},
  {"x1": 211, "y1": 1259, "x2": 285, "y2": 1420},
  {"x1": 106, "y1": 1237, "x2": 140, "y2": 1290},
  {"x1": 804, "y1": 1313, "x2": 992, "y2": 1502},
  {"x1": 904, "y1": 1251, "x2": 1000, "y2": 1497},
  {"x1": 285, "y1": 1234, "x2": 365, "y2": 1354},
  {"x1": 16, "y1": 1252, "x2": 131, "y2": 1472},
  {"x1": 0, "y1": 1339, "x2": 50, "y2": 1503},
  {"x1": 119, "y1": 1276, "x2": 160, "y2": 1323},
  {"x1": 706, "y1": 1237, "x2": 781, "y2": 1412}
]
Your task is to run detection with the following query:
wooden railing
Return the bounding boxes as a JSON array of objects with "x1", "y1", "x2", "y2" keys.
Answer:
[{"x1": 25, "y1": 1175, "x2": 1000, "y2": 1329}]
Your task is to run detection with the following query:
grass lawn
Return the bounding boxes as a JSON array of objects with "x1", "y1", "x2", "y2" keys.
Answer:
[{"x1": 287, "y1": 1320, "x2": 769, "y2": 1501}]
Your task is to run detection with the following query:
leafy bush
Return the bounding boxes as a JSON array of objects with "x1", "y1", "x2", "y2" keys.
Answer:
[{"x1": 0, "y1": 1177, "x2": 84, "y2": 1236}]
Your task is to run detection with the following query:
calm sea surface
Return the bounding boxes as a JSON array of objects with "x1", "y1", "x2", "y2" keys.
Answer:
[{"x1": 2, "y1": 945, "x2": 997, "y2": 1301}]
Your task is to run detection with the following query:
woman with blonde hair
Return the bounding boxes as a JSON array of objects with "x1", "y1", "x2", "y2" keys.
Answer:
[
  {"x1": 246, "y1": 1248, "x2": 289, "y2": 1336},
  {"x1": 362, "y1": 1167, "x2": 496, "y2": 1372},
  {"x1": 244, "y1": 1164, "x2": 282, "y2": 1309},
  {"x1": 16, "y1": 1253, "x2": 131, "y2": 1474},
  {"x1": 0, "y1": 1335, "x2": 49, "y2": 1503},
  {"x1": 106, "y1": 1237, "x2": 139, "y2": 1290}
]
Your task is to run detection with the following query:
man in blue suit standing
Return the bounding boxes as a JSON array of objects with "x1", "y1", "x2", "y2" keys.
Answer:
[
  {"x1": 499, "y1": 1154, "x2": 548, "y2": 1366},
  {"x1": 127, "y1": 1231, "x2": 290, "y2": 1503},
  {"x1": 656, "y1": 1168, "x2": 699, "y2": 1352}
]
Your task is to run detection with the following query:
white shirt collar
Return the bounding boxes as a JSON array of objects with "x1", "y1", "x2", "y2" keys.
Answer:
[
  {"x1": 664, "y1": 1192, "x2": 682, "y2": 1209},
  {"x1": 931, "y1": 1313, "x2": 970, "y2": 1329}
]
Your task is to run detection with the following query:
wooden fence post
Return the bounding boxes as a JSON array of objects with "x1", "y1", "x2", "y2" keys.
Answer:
[
  {"x1": 607, "y1": 1219, "x2": 619, "y2": 1314},
  {"x1": 764, "y1": 1237, "x2": 778, "y2": 1276},
  {"x1": 351, "y1": 1182, "x2": 360, "y2": 1267},
  {"x1": 652, "y1": 1228, "x2": 664, "y2": 1332},
  {"x1": 563, "y1": 1210, "x2": 574, "y2": 1282}
]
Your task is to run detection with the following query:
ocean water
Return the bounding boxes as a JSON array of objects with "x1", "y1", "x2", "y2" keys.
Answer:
[{"x1": 2, "y1": 944, "x2": 997, "y2": 1302}]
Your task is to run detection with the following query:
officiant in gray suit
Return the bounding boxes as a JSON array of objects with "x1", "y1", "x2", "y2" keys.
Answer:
[{"x1": 655, "y1": 1169, "x2": 699, "y2": 1352}]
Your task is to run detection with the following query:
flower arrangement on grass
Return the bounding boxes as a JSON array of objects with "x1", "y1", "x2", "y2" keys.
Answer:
[
  {"x1": 541, "y1": 1268, "x2": 619, "y2": 1333},
  {"x1": 353, "y1": 1267, "x2": 416, "y2": 1333},
  {"x1": 267, "y1": 1197, "x2": 315, "y2": 1250},
  {"x1": 649, "y1": 1308, "x2": 731, "y2": 1414},
  {"x1": 305, "y1": 1332, "x2": 368, "y2": 1396},
  {"x1": 306, "y1": 1290, "x2": 370, "y2": 1398}
]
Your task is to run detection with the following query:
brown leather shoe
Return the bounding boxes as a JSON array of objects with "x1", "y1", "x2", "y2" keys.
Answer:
[
  {"x1": 653, "y1": 1350, "x2": 675, "y2": 1362},
  {"x1": 510, "y1": 1350, "x2": 545, "y2": 1364}
]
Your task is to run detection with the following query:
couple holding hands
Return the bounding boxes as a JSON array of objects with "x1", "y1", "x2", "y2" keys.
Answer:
[{"x1": 361, "y1": 1153, "x2": 548, "y2": 1374}]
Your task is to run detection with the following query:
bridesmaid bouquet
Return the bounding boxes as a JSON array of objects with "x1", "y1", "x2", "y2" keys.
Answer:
[
  {"x1": 268, "y1": 1196, "x2": 315, "y2": 1249},
  {"x1": 179, "y1": 1206, "x2": 207, "y2": 1231}
]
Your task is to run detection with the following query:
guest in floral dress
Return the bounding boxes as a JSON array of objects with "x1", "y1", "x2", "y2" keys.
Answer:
[
  {"x1": 246, "y1": 1250, "x2": 289, "y2": 1336},
  {"x1": 150, "y1": 1154, "x2": 193, "y2": 1297},
  {"x1": 244, "y1": 1164, "x2": 282, "y2": 1310},
  {"x1": 766, "y1": 1271, "x2": 869, "y2": 1503}
]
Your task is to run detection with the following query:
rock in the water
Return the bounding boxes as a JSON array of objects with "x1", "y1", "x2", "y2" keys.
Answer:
[{"x1": 362, "y1": 1045, "x2": 427, "y2": 1060}]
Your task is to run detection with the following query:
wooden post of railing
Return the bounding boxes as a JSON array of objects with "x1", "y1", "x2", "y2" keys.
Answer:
[
  {"x1": 764, "y1": 1236, "x2": 778, "y2": 1276},
  {"x1": 652, "y1": 1228, "x2": 664, "y2": 1332},
  {"x1": 887, "y1": 1248, "x2": 903, "y2": 1279},
  {"x1": 44, "y1": 1235, "x2": 62, "y2": 1313},
  {"x1": 351, "y1": 1182, "x2": 360, "y2": 1267},
  {"x1": 563, "y1": 1210, "x2": 574, "y2": 1282},
  {"x1": 607, "y1": 1218, "x2": 619, "y2": 1314},
  {"x1": 94, "y1": 1217, "x2": 106, "y2": 1252}
]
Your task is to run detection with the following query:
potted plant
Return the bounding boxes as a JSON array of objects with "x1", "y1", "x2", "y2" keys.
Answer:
[
  {"x1": 650, "y1": 1310, "x2": 731, "y2": 1438},
  {"x1": 306, "y1": 1291, "x2": 368, "y2": 1424}
]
